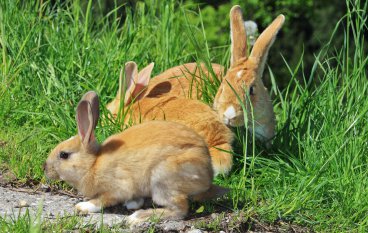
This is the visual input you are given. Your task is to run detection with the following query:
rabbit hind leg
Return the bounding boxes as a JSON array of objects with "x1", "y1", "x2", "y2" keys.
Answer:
[{"x1": 126, "y1": 194, "x2": 188, "y2": 225}]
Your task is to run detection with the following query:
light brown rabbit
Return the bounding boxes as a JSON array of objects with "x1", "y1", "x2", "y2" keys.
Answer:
[
  {"x1": 106, "y1": 62, "x2": 234, "y2": 175},
  {"x1": 138, "y1": 6, "x2": 284, "y2": 146},
  {"x1": 44, "y1": 91, "x2": 226, "y2": 225},
  {"x1": 213, "y1": 7, "x2": 284, "y2": 147}
]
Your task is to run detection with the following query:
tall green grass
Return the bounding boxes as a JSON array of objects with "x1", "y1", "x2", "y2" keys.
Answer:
[{"x1": 0, "y1": 0, "x2": 367, "y2": 231}]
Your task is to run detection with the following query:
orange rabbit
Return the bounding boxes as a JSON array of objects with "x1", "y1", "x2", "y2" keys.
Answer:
[
  {"x1": 44, "y1": 91, "x2": 226, "y2": 225},
  {"x1": 214, "y1": 7, "x2": 284, "y2": 147}
]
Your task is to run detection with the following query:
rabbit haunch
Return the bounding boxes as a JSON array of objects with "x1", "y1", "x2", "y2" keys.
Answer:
[
  {"x1": 44, "y1": 91, "x2": 227, "y2": 225},
  {"x1": 106, "y1": 62, "x2": 234, "y2": 175}
]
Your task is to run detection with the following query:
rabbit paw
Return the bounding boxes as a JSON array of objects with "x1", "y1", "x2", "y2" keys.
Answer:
[
  {"x1": 75, "y1": 201, "x2": 101, "y2": 214},
  {"x1": 126, "y1": 210, "x2": 148, "y2": 225},
  {"x1": 125, "y1": 198, "x2": 144, "y2": 210}
]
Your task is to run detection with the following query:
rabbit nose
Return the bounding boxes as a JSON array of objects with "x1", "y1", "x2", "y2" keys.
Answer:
[{"x1": 223, "y1": 106, "x2": 237, "y2": 122}]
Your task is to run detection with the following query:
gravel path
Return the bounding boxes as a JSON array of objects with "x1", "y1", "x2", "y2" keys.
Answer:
[{"x1": 0, "y1": 186, "x2": 124, "y2": 227}]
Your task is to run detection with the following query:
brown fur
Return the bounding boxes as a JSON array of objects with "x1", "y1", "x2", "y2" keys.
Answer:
[
  {"x1": 125, "y1": 95, "x2": 234, "y2": 175},
  {"x1": 44, "y1": 91, "x2": 226, "y2": 225},
  {"x1": 146, "y1": 62, "x2": 224, "y2": 99},
  {"x1": 107, "y1": 62, "x2": 234, "y2": 175}
]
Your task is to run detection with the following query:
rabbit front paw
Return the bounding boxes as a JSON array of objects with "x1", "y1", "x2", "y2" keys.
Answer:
[{"x1": 75, "y1": 201, "x2": 101, "y2": 214}]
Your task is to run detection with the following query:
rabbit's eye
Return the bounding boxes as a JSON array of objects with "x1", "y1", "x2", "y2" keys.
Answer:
[
  {"x1": 59, "y1": 151, "x2": 70, "y2": 159},
  {"x1": 249, "y1": 86, "x2": 255, "y2": 95}
]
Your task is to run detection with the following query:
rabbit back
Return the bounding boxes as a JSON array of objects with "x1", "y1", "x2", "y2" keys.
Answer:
[{"x1": 146, "y1": 63, "x2": 224, "y2": 99}]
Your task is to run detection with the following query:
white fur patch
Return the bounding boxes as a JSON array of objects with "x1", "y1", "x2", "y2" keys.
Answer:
[
  {"x1": 223, "y1": 106, "x2": 237, "y2": 119},
  {"x1": 125, "y1": 198, "x2": 144, "y2": 210},
  {"x1": 236, "y1": 70, "x2": 243, "y2": 78},
  {"x1": 75, "y1": 201, "x2": 101, "y2": 213}
]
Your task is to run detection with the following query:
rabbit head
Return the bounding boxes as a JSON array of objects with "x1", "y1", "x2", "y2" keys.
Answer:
[
  {"x1": 213, "y1": 6, "x2": 285, "y2": 143},
  {"x1": 44, "y1": 91, "x2": 100, "y2": 188}
]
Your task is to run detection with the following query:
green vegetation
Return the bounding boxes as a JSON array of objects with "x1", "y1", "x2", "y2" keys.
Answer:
[
  {"x1": 0, "y1": 0, "x2": 367, "y2": 231},
  {"x1": 0, "y1": 211, "x2": 123, "y2": 232}
]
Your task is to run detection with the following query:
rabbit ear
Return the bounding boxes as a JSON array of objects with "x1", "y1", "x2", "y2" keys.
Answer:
[
  {"x1": 76, "y1": 99, "x2": 98, "y2": 149},
  {"x1": 80, "y1": 91, "x2": 99, "y2": 129},
  {"x1": 124, "y1": 62, "x2": 154, "y2": 105},
  {"x1": 250, "y1": 14, "x2": 285, "y2": 77},
  {"x1": 230, "y1": 5, "x2": 247, "y2": 66},
  {"x1": 137, "y1": 62, "x2": 154, "y2": 87},
  {"x1": 123, "y1": 61, "x2": 139, "y2": 103}
]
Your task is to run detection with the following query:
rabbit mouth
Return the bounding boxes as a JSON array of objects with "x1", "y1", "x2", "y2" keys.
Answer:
[
  {"x1": 221, "y1": 105, "x2": 244, "y2": 127},
  {"x1": 45, "y1": 172, "x2": 59, "y2": 180},
  {"x1": 229, "y1": 119, "x2": 244, "y2": 127},
  {"x1": 251, "y1": 124, "x2": 275, "y2": 143},
  {"x1": 44, "y1": 165, "x2": 60, "y2": 180},
  {"x1": 223, "y1": 115, "x2": 244, "y2": 127}
]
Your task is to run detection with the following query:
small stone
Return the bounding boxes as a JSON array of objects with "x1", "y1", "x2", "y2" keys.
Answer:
[
  {"x1": 15, "y1": 200, "x2": 29, "y2": 208},
  {"x1": 211, "y1": 213, "x2": 218, "y2": 219},
  {"x1": 161, "y1": 221, "x2": 186, "y2": 231},
  {"x1": 131, "y1": 221, "x2": 153, "y2": 232},
  {"x1": 187, "y1": 229, "x2": 203, "y2": 233}
]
